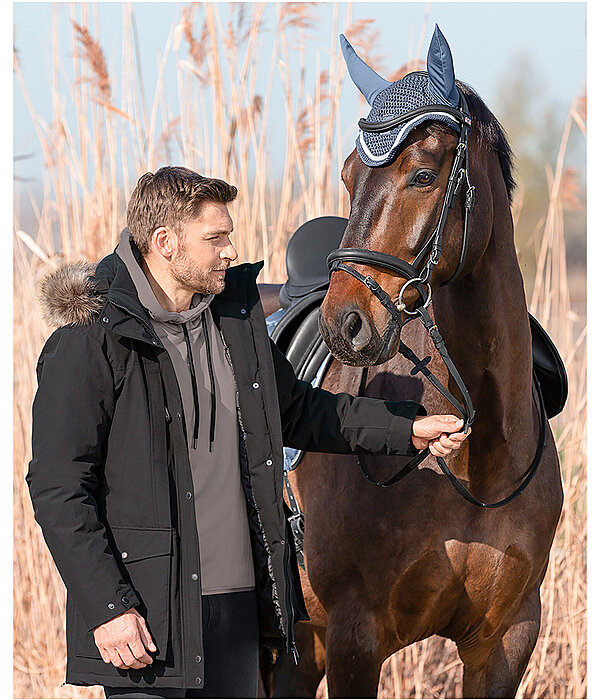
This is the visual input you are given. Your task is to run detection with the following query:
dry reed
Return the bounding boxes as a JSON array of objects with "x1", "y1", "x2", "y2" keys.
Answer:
[{"x1": 13, "y1": 5, "x2": 585, "y2": 698}]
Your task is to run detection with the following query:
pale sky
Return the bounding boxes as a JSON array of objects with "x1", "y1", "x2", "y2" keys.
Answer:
[{"x1": 13, "y1": 2, "x2": 586, "y2": 185}]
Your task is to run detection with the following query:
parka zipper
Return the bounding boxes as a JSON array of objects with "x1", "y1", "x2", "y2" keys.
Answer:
[
  {"x1": 282, "y1": 533, "x2": 299, "y2": 662},
  {"x1": 218, "y1": 328, "x2": 289, "y2": 642}
]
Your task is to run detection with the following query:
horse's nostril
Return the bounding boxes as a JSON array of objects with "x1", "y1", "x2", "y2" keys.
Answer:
[{"x1": 341, "y1": 310, "x2": 372, "y2": 352}]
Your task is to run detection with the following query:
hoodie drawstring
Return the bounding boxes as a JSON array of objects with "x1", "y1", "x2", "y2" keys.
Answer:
[
  {"x1": 181, "y1": 315, "x2": 217, "y2": 452},
  {"x1": 201, "y1": 313, "x2": 217, "y2": 452},
  {"x1": 181, "y1": 323, "x2": 200, "y2": 449}
]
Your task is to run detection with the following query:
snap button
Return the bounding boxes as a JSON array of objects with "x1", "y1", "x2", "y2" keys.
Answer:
[
  {"x1": 196, "y1": 655, "x2": 202, "y2": 663},
  {"x1": 102, "y1": 317, "x2": 110, "y2": 324},
  {"x1": 240, "y1": 308, "x2": 247, "y2": 315},
  {"x1": 266, "y1": 459, "x2": 273, "y2": 466},
  {"x1": 280, "y1": 540, "x2": 285, "y2": 546},
  {"x1": 191, "y1": 573, "x2": 199, "y2": 581},
  {"x1": 196, "y1": 677, "x2": 202, "y2": 685},
  {"x1": 121, "y1": 596, "x2": 129, "y2": 605},
  {"x1": 107, "y1": 602, "x2": 115, "y2": 610},
  {"x1": 186, "y1": 492, "x2": 193, "y2": 500},
  {"x1": 252, "y1": 382, "x2": 260, "y2": 389},
  {"x1": 121, "y1": 551, "x2": 128, "y2": 560},
  {"x1": 177, "y1": 413, "x2": 182, "y2": 421}
]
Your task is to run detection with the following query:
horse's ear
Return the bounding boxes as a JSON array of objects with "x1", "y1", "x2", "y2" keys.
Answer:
[
  {"x1": 426, "y1": 25, "x2": 460, "y2": 107},
  {"x1": 339, "y1": 34, "x2": 391, "y2": 106}
]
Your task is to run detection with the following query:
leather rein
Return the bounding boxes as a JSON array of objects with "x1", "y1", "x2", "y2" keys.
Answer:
[{"x1": 326, "y1": 91, "x2": 547, "y2": 508}]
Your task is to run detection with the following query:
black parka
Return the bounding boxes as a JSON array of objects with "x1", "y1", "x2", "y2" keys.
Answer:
[{"x1": 26, "y1": 250, "x2": 425, "y2": 688}]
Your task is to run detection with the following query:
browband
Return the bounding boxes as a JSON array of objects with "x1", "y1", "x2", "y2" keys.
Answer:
[{"x1": 359, "y1": 103, "x2": 471, "y2": 133}]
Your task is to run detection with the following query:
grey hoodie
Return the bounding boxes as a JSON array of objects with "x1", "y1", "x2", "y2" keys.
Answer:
[{"x1": 116, "y1": 231, "x2": 255, "y2": 595}]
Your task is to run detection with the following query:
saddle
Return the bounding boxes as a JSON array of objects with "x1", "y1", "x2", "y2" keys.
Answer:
[{"x1": 267, "y1": 217, "x2": 347, "y2": 478}]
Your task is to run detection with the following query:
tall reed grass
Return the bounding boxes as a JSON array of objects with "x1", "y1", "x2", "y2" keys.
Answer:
[{"x1": 13, "y1": 4, "x2": 586, "y2": 698}]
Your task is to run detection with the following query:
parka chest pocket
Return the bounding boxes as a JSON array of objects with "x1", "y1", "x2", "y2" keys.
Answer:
[{"x1": 72, "y1": 526, "x2": 174, "y2": 661}]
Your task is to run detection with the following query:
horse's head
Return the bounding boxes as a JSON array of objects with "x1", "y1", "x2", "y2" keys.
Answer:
[{"x1": 320, "y1": 26, "x2": 507, "y2": 366}]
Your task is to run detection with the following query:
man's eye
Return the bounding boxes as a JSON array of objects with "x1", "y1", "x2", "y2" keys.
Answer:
[{"x1": 413, "y1": 170, "x2": 436, "y2": 186}]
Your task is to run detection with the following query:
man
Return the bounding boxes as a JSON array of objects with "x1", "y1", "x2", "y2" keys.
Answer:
[{"x1": 27, "y1": 166, "x2": 469, "y2": 698}]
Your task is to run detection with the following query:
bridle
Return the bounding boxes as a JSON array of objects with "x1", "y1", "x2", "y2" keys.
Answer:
[{"x1": 326, "y1": 86, "x2": 546, "y2": 508}]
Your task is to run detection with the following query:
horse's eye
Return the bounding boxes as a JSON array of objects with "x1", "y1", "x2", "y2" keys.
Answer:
[{"x1": 413, "y1": 170, "x2": 436, "y2": 186}]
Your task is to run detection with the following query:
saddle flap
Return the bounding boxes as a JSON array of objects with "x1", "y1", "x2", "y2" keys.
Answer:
[{"x1": 529, "y1": 313, "x2": 568, "y2": 419}]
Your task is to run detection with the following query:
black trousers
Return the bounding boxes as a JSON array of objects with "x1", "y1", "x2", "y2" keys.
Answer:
[{"x1": 104, "y1": 590, "x2": 259, "y2": 699}]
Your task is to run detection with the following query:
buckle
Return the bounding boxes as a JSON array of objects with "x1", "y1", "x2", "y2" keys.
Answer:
[
  {"x1": 466, "y1": 185, "x2": 476, "y2": 210},
  {"x1": 364, "y1": 275, "x2": 379, "y2": 292}
]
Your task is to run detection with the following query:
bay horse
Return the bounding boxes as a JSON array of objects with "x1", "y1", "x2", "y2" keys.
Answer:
[{"x1": 259, "y1": 27, "x2": 563, "y2": 699}]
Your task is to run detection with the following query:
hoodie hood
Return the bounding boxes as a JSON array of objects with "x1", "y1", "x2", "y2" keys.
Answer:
[{"x1": 115, "y1": 228, "x2": 214, "y2": 325}]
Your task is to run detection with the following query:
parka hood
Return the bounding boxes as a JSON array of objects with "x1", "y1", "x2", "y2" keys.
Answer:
[
  {"x1": 37, "y1": 238, "x2": 264, "y2": 329},
  {"x1": 38, "y1": 260, "x2": 102, "y2": 328}
]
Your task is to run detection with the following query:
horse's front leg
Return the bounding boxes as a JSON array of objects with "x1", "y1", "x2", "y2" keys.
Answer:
[
  {"x1": 460, "y1": 587, "x2": 541, "y2": 699},
  {"x1": 325, "y1": 602, "x2": 389, "y2": 698},
  {"x1": 267, "y1": 622, "x2": 326, "y2": 698}
]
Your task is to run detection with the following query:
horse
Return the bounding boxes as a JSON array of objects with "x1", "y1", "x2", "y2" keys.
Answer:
[{"x1": 259, "y1": 27, "x2": 563, "y2": 699}]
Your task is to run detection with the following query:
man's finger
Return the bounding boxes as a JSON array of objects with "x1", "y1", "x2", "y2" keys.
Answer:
[
  {"x1": 438, "y1": 434, "x2": 456, "y2": 449},
  {"x1": 138, "y1": 620, "x2": 157, "y2": 654},
  {"x1": 430, "y1": 440, "x2": 452, "y2": 456},
  {"x1": 116, "y1": 644, "x2": 139, "y2": 669},
  {"x1": 129, "y1": 640, "x2": 153, "y2": 665},
  {"x1": 438, "y1": 415, "x2": 464, "y2": 427},
  {"x1": 108, "y1": 647, "x2": 127, "y2": 669},
  {"x1": 98, "y1": 646, "x2": 111, "y2": 665}
]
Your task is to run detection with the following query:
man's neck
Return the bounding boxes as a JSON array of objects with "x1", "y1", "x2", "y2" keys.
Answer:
[{"x1": 140, "y1": 257, "x2": 194, "y2": 313}]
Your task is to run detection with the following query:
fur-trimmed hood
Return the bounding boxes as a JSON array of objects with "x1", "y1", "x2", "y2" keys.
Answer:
[
  {"x1": 37, "y1": 245, "x2": 264, "y2": 330},
  {"x1": 37, "y1": 261, "x2": 103, "y2": 328}
]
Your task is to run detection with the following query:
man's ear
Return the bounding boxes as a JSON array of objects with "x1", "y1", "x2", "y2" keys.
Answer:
[{"x1": 151, "y1": 226, "x2": 177, "y2": 261}]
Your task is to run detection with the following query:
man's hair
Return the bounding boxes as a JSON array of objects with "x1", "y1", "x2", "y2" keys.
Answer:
[{"x1": 126, "y1": 166, "x2": 238, "y2": 254}]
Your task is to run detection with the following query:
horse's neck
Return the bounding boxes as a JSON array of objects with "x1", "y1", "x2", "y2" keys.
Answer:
[{"x1": 431, "y1": 213, "x2": 538, "y2": 484}]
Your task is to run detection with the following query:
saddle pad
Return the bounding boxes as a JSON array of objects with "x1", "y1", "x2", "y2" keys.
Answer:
[{"x1": 267, "y1": 298, "x2": 333, "y2": 472}]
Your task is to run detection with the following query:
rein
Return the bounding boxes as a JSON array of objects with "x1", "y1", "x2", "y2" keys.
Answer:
[{"x1": 326, "y1": 90, "x2": 547, "y2": 508}]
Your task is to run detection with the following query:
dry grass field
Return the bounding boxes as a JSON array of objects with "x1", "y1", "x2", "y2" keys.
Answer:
[{"x1": 13, "y1": 5, "x2": 586, "y2": 698}]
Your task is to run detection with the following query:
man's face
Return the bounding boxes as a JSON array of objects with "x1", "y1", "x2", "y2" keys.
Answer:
[{"x1": 169, "y1": 201, "x2": 238, "y2": 295}]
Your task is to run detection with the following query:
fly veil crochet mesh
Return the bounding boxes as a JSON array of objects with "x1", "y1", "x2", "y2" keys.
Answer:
[{"x1": 356, "y1": 73, "x2": 462, "y2": 167}]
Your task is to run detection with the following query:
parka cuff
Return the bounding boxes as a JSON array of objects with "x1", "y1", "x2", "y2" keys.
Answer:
[
  {"x1": 385, "y1": 401, "x2": 427, "y2": 456},
  {"x1": 84, "y1": 585, "x2": 142, "y2": 632}
]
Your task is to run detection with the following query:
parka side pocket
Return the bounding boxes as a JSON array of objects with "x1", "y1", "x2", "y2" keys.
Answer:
[{"x1": 72, "y1": 526, "x2": 173, "y2": 661}]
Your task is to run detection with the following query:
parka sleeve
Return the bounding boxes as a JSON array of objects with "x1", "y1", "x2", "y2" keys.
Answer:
[
  {"x1": 270, "y1": 340, "x2": 426, "y2": 456},
  {"x1": 26, "y1": 326, "x2": 141, "y2": 632}
]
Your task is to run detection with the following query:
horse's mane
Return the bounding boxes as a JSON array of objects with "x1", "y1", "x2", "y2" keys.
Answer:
[{"x1": 456, "y1": 80, "x2": 517, "y2": 203}]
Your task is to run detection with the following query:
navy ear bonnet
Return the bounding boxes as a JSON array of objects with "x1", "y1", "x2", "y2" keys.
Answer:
[
  {"x1": 356, "y1": 73, "x2": 462, "y2": 167},
  {"x1": 341, "y1": 25, "x2": 469, "y2": 168}
]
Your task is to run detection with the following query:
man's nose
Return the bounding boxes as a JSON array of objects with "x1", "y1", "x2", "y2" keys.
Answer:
[{"x1": 221, "y1": 240, "x2": 238, "y2": 262}]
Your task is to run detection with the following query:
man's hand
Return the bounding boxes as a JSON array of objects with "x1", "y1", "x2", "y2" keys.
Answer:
[
  {"x1": 93, "y1": 608, "x2": 156, "y2": 670},
  {"x1": 411, "y1": 415, "x2": 471, "y2": 456}
]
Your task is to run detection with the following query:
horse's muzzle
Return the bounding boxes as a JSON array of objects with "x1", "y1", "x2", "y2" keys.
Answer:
[{"x1": 318, "y1": 307, "x2": 400, "y2": 367}]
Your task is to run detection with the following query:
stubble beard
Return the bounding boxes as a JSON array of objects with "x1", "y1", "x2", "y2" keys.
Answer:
[{"x1": 170, "y1": 242, "x2": 227, "y2": 296}]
